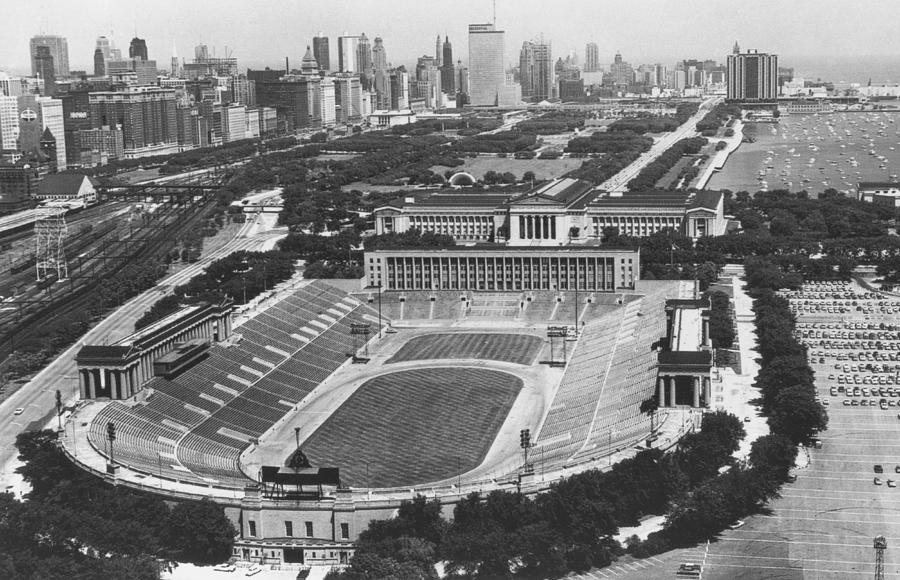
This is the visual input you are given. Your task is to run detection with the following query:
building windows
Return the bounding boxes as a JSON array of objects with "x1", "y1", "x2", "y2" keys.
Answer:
[
  {"x1": 248, "y1": 520, "x2": 257, "y2": 537},
  {"x1": 285, "y1": 521, "x2": 293, "y2": 537},
  {"x1": 340, "y1": 523, "x2": 350, "y2": 539},
  {"x1": 305, "y1": 521, "x2": 314, "y2": 537}
]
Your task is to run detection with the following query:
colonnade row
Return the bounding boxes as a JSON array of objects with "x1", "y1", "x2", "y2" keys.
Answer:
[
  {"x1": 514, "y1": 214, "x2": 559, "y2": 240},
  {"x1": 657, "y1": 374, "x2": 711, "y2": 408},
  {"x1": 78, "y1": 314, "x2": 231, "y2": 400},
  {"x1": 407, "y1": 215, "x2": 495, "y2": 241}
]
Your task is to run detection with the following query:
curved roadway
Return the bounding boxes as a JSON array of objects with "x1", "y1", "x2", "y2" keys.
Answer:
[{"x1": 0, "y1": 211, "x2": 286, "y2": 493}]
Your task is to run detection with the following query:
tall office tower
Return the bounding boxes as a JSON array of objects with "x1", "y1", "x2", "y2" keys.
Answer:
[
  {"x1": 195, "y1": 44, "x2": 209, "y2": 61},
  {"x1": 34, "y1": 46, "x2": 56, "y2": 96},
  {"x1": 0, "y1": 73, "x2": 24, "y2": 97},
  {"x1": 372, "y1": 37, "x2": 388, "y2": 72},
  {"x1": 96, "y1": 36, "x2": 111, "y2": 61},
  {"x1": 390, "y1": 68, "x2": 409, "y2": 110},
  {"x1": 468, "y1": 23, "x2": 506, "y2": 106},
  {"x1": 456, "y1": 60, "x2": 469, "y2": 95},
  {"x1": 334, "y1": 74, "x2": 362, "y2": 122},
  {"x1": 357, "y1": 33, "x2": 372, "y2": 74},
  {"x1": 584, "y1": 42, "x2": 599, "y2": 72},
  {"x1": 441, "y1": 36, "x2": 455, "y2": 94},
  {"x1": 88, "y1": 88, "x2": 178, "y2": 157},
  {"x1": 170, "y1": 41, "x2": 179, "y2": 77},
  {"x1": 337, "y1": 35, "x2": 360, "y2": 73},
  {"x1": 256, "y1": 76, "x2": 322, "y2": 131},
  {"x1": 232, "y1": 75, "x2": 256, "y2": 106},
  {"x1": 0, "y1": 96, "x2": 19, "y2": 154},
  {"x1": 93, "y1": 49, "x2": 106, "y2": 76},
  {"x1": 313, "y1": 33, "x2": 330, "y2": 71},
  {"x1": 435, "y1": 35, "x2": 443, "y2": 68},
  {"x1": 519, "y1": 41, "x2": 553, "y2": 101},
  {"x1": 30, "y1": 35, "x2": 69, "y2": 77},
  {"x1": 318, "y1": 78, "x2": 336, "y2": 127},
  {"x1": 373, "y1": 68, "x2": 391, "y2": 109},
  {"x1": 727, "y1": 47, "x2": 778, "y2": 101},
  {"x1": 129, "y1": 37, "x2": 148, "y2": 61},
  {"x1": 610, "y1": 52, "x2": 634, "y2": 86},
  {"x1": 300, "y1": 46, "x2": 319, "y2": 75}
]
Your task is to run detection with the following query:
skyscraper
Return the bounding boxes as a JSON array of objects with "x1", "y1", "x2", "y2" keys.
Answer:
[
  {"x1": 610, "y1": 52, "x2": 634, "y2": 86},
  {"x1": 468, "y1": 23, "x2": 506, "y2": 106},
  {"x1": 337, "y1": 35, "x2": 360, "y2": 73},
  {"x1": 129, "y1": 37, "x2": 148, "y2": 61},
  {"x1": 372, "y1": 37, "x2": 388, "y2": 72},
  {"x1": 34, "y1": 46, "x2": 56, "y2": 96},
  {"x1": 29, "y1": 35, "x2": 69, "y2": 77},
  {"x1": 584, "y1": 42, "x2": 599, "y2": 73},
  {"x1": 94, "y1": 48, "x2": 106, "y2": 76},
  {"x1": 435, "y1": 35, "x2": 443, "y2": 68},
  {"x1": 519, "y1": 41, "x2": 553, "y2": 101},
  {"x1": 0, "y1": 96, "x2": 19, "y2": 154},
  {"x1": 727, "y1": 46, "x2": 778, "y2": 102},
  {"x1": 313, "y1": 34, "x2": 330, "y2": 71},
  {"x1": 96, "y1": 36, "x2": 111, "y2": 61},
  {"x1": 441, "y1": 37, "x2": 455, "y2": 94}
]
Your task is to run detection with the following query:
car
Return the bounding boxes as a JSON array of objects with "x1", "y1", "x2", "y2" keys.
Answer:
[
  {"x1": 843, "y1": 399, "x2": 851, "y2": 406},
  {"x1": 823, "y1": 399, "x2": 830, "y2": 406},
  {"x1": 13, "y1": 408, "x2": 23, "y2": 416},
  {"x1": 787, "y1": 474, "x2": 797, "y2": 483},
  {"x1": 876, "y1": 465, "x2": 884, "y2": 473},
  {"x1": 245, "y1": 564, "x2": 262, "y2": 576},
  {"x1": 214, "y1": 563, "x2": 236, "y2": 572},
  {"x1": 728, "y1": 519, "x2": 745, "y2": 529},
  {"x1": 875, "y1": 477, "x2": 883, "y2": 485},
  {"x1": 890, "y1": 480, "x2": 897, "y2": 488},
  {"x1": 743, "y1": 416, "x2": 751, "y2": 423}
]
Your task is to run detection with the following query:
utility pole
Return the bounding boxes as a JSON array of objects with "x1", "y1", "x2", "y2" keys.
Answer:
[{"x1": 875, "y1": 535, "x2": 886, "y2": 580}]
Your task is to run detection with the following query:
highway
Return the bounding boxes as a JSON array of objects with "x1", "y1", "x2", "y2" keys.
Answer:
[
  {"x1": 0, "y1": 210, "x2": 287, "y2": 494},
  {"x1": 598, "y1": 96, "x2": 722, "y2": 193}
]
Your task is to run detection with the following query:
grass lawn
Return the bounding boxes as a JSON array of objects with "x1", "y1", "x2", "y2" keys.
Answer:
[
  {"x1": 388, "y1": 333, "x2": 543, "y2": 365},
  {"x1": 301, "y1": 367, "x2": 522, "y2": 487},
  {"x1": 431, "y1": 157, "x2": 585, "y2": 181}
]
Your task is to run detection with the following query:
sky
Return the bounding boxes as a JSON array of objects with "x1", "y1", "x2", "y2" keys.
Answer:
[{"x1": 3, "y1": 0, "x2": 900, "y2": 78}]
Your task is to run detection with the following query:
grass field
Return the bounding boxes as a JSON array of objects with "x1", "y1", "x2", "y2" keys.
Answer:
[
  {"x1": 431, "y1": 157, "x2": 585, "y2": 181},
  {"x1": 387, "y1": 333, "x2": 543, "y2": 366},
  {"x1": 301, "y1": 368, "x2": 522, "y2": 487}
]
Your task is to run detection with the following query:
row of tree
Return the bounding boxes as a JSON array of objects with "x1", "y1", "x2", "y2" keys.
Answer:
[
  {"x1": 606, "y1": 102, "x2": 700, "y2": 135},
  {"x1": 626, "y1": 136, "x2": 707, "y2": 191},
  {"x1": 327, "y1": 411, "x2": 755, "y2": 579},
  {"x1": 0, "y1": 430, "x2": 236, "y2": 579}
]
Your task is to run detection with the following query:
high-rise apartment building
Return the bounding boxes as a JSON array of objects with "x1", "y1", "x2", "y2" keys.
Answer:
[
  {"x1": 456, "y1": 61, "x2": 469, "y2": 96},
  {"x1": 319, "y1": 78, "x2": 336, "y2": 128},
  {"x1": 727, "y1": 45, "x2": 778, "y2": 102},
  {"x1": 441, "y1": 37, "x2": 455, "y2": 94},
  {"x1": 96, "y1": 36, "x2": 111, "y2": 61},
  {"x1": 88, "y1": 88, "x2": 178, "y2": 158},
  {"x1": 334, "y1": 74, "x2": 362, "y2": 123},
  {"x1": 468, "y1": 23, "x2": 506, "y2": 106},
  {"x1": 313, "y1": 34, "x2": 330, "y2": 71},
  {"x1": 585, "y1": 43, "x2": 599, "y2": 73},
  {"x1": 30, "y1": 35, "x2": 69, "y2": 78},
  {"x1": 520, "y1": 41, "x2": 553, "y2": 101},
  {"x1": 337, "y1": 35, "x2": 360, "y2": 73},
  {"x1": 0, "y1": 96, "x2": 19, "y2": 154},
  {"x1": 130, "y1": 37, "x2": 149, "y2": 61}
]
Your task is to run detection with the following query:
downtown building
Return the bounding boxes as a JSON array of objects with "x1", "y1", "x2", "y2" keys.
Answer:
[
  {"x1": 256, "y1": 75, "x2": 322, "y2": 132},
  {"x1": 467, "y1": 23, "x2": 520, "y2": 107},
  {"x1": 726, "y1": 44, "x2": 778, "y2": 102},
  {"x1": 88, "y1": 88, "x2": 179, "y2": 158},
  {"x1": 30, "y1": 35, "x2": 69, "y2": 78},
  {"x1": 520, "y1": 41, "x2": 554, "y2": 101}
]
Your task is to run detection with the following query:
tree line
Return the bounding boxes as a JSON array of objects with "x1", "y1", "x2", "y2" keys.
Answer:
[
  {"x1": 626, "y1": 136, "x2": 708, "y2": 191},
  {"x1": 0, "y1": 430, "x2": 236, "y2": 579}
]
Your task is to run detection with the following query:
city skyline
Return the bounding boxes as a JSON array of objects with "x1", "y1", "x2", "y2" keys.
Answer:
[{"x1": 5, "y1": 0, "x2": 900, "y2": 78}]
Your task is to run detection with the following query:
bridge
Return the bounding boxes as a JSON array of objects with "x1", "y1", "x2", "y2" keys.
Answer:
[{"x1": 95, "y1": 183, "x2": 222, "y2": 202}]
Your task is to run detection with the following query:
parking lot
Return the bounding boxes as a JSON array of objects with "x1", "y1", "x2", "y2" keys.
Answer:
[{"x1": 699, "y1": 280, "x2": 900, "y2": 579}]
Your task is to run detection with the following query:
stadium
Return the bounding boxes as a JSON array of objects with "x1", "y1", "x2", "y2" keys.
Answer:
[{"x1": 64, "y1": 261, "x2": 708, "y2": 566}]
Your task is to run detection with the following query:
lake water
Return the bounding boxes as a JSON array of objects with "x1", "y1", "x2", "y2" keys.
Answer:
[{"x1": 707, "y1": 111, "x2": 900, "y2": 195}]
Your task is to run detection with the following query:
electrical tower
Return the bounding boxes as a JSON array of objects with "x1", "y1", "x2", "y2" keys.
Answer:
[
  {"x1": 34, "y1": 207, "x2": 68, "y2": 281},
  {"x1": 875, "y1": 535, "x2": 886, "y2": 580}
]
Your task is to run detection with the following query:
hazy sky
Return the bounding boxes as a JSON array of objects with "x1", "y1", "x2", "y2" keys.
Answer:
[{"x1": 3, "y1": 0, "x2": 900, "y2": 75}]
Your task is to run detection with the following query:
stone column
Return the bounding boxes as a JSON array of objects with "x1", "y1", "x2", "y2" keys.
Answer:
[
  {"x1": 81, "y1": 368, "x2": 91, "y2": 399},
  {"x1": 668, "y1": 376, "x2": 676, "y2": 407},
  {"x1": 703, "y1": 376, "x2": 711, "y2": 407},
  {"x1": 657, "y1": 376, "x2": 665, "y2": 407},
  {"x1": 693, "y1": 376, "x2": 700, "y2": 408}
]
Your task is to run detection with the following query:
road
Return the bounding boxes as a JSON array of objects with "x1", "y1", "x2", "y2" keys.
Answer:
[
  {"x1": 0, "y1": 211, "x2": 286, "y2": 494},
  {"x1": 598, "y1": 97, "x2": 722, "y2": 193}
]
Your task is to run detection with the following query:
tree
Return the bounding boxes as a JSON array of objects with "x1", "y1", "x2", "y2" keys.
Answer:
[
  {"x1": 767, "y1": 385, "x2": 828, "y2": 444},
  {"x1": 749, "y1": 433, "x2": 798, "y2": 483},
  {"x1": 523, "y1": 170, "x2": 536, "y2": 182},
  {"x1": 164, "y1": 499, "x2": 236, "y2": 565}
]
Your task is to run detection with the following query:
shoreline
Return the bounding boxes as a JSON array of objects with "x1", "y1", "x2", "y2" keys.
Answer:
[{"x1": 696, "y1": 120, "x2": 745, "y2": 190}]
